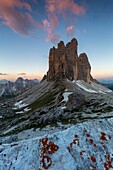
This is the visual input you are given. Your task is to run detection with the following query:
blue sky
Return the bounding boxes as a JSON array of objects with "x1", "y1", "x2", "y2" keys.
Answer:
[{"x1": 0, "y1": 0, "x2": 113, "y2": 80}]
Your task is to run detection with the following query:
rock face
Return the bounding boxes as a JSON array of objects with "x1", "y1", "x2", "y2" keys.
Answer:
[
  {"x1": 78, "y1": 53, "x2": 91, "y2": 82},
  {"x1": 47, "y1": 38, "x2": 93, "y2": 82}
]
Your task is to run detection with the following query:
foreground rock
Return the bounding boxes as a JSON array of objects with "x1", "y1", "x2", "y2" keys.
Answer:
[{"x1": 1, "y1": 118, "x2": 113, "y2": 170}]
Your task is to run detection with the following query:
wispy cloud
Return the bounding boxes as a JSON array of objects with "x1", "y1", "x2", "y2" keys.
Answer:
[
  {"x1": 0, "y1": 73, "x2": 8, "y2": 76},
  {"x1": 44, "y1": 0, "x2": 86, "y2": 44},
  {"x1": 17, "y1": 73, "x2": 26, "y2": 76},
  {"x1": 0, "y1": 0, "x2": 40, "y2": 35},
  {"x1": 46, "y1": 0, "x2": 85, "y2": 15},
  {"x1": 43, "y1": 16, "x2": 60, "y2": 44},
  {"x1": 66, "y1": 26, "x2": 75, "y2": 37},
  {"x1": 0, "y1": 0, "x2": 86, "y2": 44}
]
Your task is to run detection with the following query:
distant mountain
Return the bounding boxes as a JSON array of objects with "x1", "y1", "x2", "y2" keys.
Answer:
[
  {"x1": 98, "y1": 78, "x2": 113, "y2": 90},
  {"x1": 0, "y1": 77, "x2": 39, "y2": 97},
  {"x1": 98, "y1": 79, "x2": 113, "y2": 84},
  {"x1": 0, "y1": 79, "x2": 9, "y2": 84}
]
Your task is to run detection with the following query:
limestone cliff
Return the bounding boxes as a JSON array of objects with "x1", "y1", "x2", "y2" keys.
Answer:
[
  {"x1": 78, "y1": 53, "x2": 91, "y2": 82},
  {"x1": 47, "y1": 38, "x2": 93, "y2": 82}
]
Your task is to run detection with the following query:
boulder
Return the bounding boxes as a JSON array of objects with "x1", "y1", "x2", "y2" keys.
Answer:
[{"x1": 66, "y1": 92, "x2": 86, "y2": 111}]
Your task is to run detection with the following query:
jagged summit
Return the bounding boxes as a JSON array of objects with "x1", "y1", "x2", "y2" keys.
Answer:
[{"x1": 47, "y1": 38, "x2": 93, "y2": 82}]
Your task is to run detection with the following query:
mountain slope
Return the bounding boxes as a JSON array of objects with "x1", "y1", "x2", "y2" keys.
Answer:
[{"x1": 0, "y1": 38, "x2": 113, "y2": 170}]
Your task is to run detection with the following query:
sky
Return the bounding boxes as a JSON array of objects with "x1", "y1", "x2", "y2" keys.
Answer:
[{"x1": 0, "y1": 0, "x2": 113, "y2": 81}]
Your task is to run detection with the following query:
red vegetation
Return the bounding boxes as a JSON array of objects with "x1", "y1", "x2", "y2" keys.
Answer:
[
  {"x1": 84, "y1": 129, "x2": 87, "y2": 132},
  {"x1": 86, "y1": 134, "x2": 90, "y2": 137},
  {"x1": 100, "y1": 132, "x2": 107, "y2": 141},
  {"x1": 90, "y1": 139, "x2": 94, "y2": 144},
  {"x1": 68, "y1": 134, "x2": 79, "y2": 153},
  {"x1": 94, "y1": 144, "x2": 97, "y2": 147},
  {"x1": 41, "y1": 156, "x2": 52, "y2": 169},
  {"x1": 90, "y1": 156, "x2": 96, "y2": 163},
  {"x1": 80, "y1": 150, "x2": 85, "y2": 156},
  {"x1": 104, "y1": 152, "x2": 113, "y2": 170},
  {"x1": 39, "y1": 137, "x2": 59, "y2": 169}
]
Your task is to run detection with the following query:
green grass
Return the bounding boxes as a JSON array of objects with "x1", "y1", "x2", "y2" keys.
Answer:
[
  {"x1": 103, "y1": 106, "x2": 113, "y2": 113},
  {"x1": 29, "y1": 90, "x2": 59, "y2": 110}
]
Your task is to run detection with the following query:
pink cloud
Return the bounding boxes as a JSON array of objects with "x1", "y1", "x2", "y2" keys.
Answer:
[
  {"x1": 43, "y1": 15, "x2": 60, "y2": 44},
  {"x1": 46, "y1": 0, "x2": 86, "y2": 15},
  {"x1": 43, "y1": 19, "x2": 50, "y2": 30},
  {"x1": 0, "y1": 0, "x2": 40, "y2": 35},
  {"x1": 66, "y1": 26, "x2": 75, "y2": 37},
  {"x1": 44, "y1": 0, "x2": 86, "y2": 44}
]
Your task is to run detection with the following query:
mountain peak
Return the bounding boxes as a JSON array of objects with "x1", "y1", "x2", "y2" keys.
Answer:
[{"x1": 46, "y1": 38, "x2": 93, "y2": 82}]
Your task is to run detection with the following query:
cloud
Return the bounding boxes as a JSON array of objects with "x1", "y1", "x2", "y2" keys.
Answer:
[
  {"x1": 0, "y1": 73, "x2": 8, "y2": 76},
  {"x1": 66, "y1": 26, "x2": 75, "y2": 37},
  {"x1": 0, "y1": 0, "x2": 40, "y2": 35},
  {"x1": 46, "y1": 0, "x2": 86, "y2": 15},
  {"x1": 43, "y1": 16, "x2": 60, "y2": 44},
  {"x1": 0, "y1": 0, "x2": 86, "y2": 43},
  {"x1": 43, "y1": 19, "x2": 50, "y2": 30},
  {"x1": 44, "y1": 0, "x2": 86, "y2": 44},
  {"x1": 18, "y1": 73, "x2": 26, "y2": 76}
]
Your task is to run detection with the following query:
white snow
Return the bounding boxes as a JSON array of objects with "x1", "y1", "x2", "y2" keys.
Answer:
[
  {"x1": 16, "y1": 111, "x2": 24, "y2": 114},
  {"x1": 14, "y1": 100, "x2": 28, "y2": 109},
  {"x1": 61, "y1": 106, "x2": 66, "y2": 109},
  {"x1": 74, "y1": 80, "x2": 112, "y2": 94},
  {"x1": 24, "y1": 108, "x2": 31, "y2": 112},
  {"x1": 62, "y1": 92, "x2": 73, "y2": 102},
  {"x1": 14, "y1": 100, "x2": 31, "y2": 114},
  {"x1": 76, "y1": 80, "x2": 98, "y2": 93},
  {"x1": 15, "y1": 107, "x2": 31, "y2": 114}
]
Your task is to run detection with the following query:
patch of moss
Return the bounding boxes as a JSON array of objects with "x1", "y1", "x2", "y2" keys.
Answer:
[
  {"x1": 103, "y1": 106, "x2": 113, "y2": 113},
  {"x1": 29, "y1": 90, "x2": 59, "y2": 110}
]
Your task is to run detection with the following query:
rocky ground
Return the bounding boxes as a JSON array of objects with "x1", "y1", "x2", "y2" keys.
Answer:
[
  {"x1": 0, "y1": 79, "x2": 113, "y2": 169},
  {"x1": 1, "y1": 118, "x2": 113, "y2": 170}
]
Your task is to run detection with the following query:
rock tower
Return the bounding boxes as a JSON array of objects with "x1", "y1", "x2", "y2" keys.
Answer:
[{"x1": 47, "y1": 38, "x2": 93, "y2": 82}]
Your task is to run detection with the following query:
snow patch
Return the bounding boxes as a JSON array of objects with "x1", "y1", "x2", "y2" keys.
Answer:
[
  {"x1": 76, "y1": 80, "x2": 98, "y2": 93},
  {"x1": 61, "y1": 106, "x2": 66, "y2": 110},
  {"x1": 14, "y1": 100, "x2": 28, "y2": 109},
  {"x1": 15, "y1": 107, "x2": 31, "y2": 114},
  {"x1": 62, "y1": 92, "x2": 73, "y2": 102},
  {"x1": 74, "y1": 80, "x2": 112, "y2": 94},
  {"x1": 16, "y1": 111, "x2": 24, "y2": 114},
  {"x1": 24, "y1": 108, "x2": 31, "y2": 112}
]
